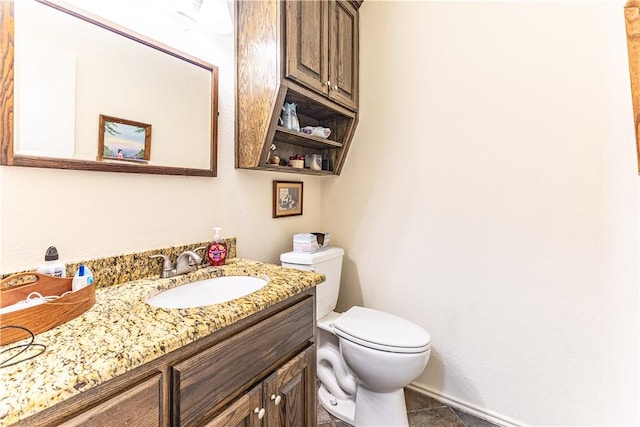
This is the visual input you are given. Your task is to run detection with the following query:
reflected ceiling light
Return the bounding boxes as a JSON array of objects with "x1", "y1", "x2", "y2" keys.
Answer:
[
  {"x1": 176, "y1": 0, "x2": 232, "y2": 35},
  {"x1": 199, "y1": 0, "x2": 232, "y2": 34}
]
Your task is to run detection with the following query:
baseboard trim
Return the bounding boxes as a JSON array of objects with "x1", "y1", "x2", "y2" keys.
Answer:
[{"x1": 406, "y1": 383, "x2": 521, "y2": 427}]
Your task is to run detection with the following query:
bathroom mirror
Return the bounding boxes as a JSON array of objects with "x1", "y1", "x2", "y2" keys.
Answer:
[{"x1": 0, "y1": 0, "x2": 219, "y2": 176}]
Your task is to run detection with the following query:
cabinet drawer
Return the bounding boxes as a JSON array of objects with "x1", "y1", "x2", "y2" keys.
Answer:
[
  {"x1": 59, "y1": 373, "x2": 162, "y2": 427},
  {"x1": 173, "y1": 296, "x2": 314, "y2": 426}
]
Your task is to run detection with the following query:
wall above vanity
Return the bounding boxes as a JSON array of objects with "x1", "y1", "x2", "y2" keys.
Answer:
[{"x1": 0, "y1": 0, "x2": 219, "y2": 176}]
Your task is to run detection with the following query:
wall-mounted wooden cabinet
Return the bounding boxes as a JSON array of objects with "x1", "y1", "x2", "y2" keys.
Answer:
[{"x1": 236, "y1": 0, "x2": 361, "y2": 176}]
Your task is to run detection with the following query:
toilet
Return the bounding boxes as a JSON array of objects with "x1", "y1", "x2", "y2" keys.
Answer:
[{"x1": 281, "y1": 247, "x2": 431, "y2": 427}]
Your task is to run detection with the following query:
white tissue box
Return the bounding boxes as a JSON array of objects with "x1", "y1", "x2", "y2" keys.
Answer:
[{"x1": 293, "y1": 232, "x2": 330, "y2": 253}]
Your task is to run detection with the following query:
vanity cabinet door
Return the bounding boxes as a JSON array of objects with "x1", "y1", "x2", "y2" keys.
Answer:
[
  {"x1": 203, "y1": 385, "x2": 262, "y2": 427},
  {"x1": 58, "y1": 374, "x2": 163, "y2": 427},
  {"x1": 264, "y1": 346, "x2": 316, "y2": 427}
]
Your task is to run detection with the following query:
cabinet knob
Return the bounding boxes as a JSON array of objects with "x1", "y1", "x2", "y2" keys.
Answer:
[
  {"x1": 254, "y1": 407, "x2": 266, "y2": 419},
  {"x1": 271, "y1": 394, "x2": 282, "y2": 405},
  {"x1": 325, "y1": 80, "x2": 331, "y2": 87},
  {"x1": 333, "y1": 85, "x2": 338, "y2": 91}
]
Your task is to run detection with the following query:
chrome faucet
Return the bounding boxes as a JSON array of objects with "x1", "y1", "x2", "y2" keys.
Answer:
[
  {"x1": 150, "y1": 247, "x2": 205, "y2": 278},
  {"x1": 176, "y1": 250, "x2": 203, "y2": 275}
]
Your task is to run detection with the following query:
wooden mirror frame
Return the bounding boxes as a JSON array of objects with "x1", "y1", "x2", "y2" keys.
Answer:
[
  {"x1": 625, "y1": 0, "x2": 640, "y2": 174},
  {"x1": 0, "y1": 0, "x2": 218, "y2": 177}
]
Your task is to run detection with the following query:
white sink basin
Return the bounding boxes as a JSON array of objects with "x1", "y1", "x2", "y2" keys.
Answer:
[{"x1": 146, "y1": 276, "x2": 268, "y2": 309}]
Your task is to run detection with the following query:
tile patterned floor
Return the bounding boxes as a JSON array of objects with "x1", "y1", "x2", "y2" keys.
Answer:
[{"x1": 317, "y1": 388, "x2": 500, "y2": 427}]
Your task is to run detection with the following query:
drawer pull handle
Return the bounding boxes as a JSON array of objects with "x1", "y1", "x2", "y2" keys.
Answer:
[
  {"x1": 254, "y1": 407, "x2": 266, "y2": 419},
  {"x1": 271, "y1": 394, "x2": 282, "y2": 405}
]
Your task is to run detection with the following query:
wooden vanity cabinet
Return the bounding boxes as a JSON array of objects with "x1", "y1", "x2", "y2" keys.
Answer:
[
  {"x1": 12, "y1": 290, "x2": 316, "y2": 427},
  {"x1": 235, "y1": 0, "x2": 361, "y2": 176},
  {"x1": 172, "y1": 295, "x2": 315, "y2": 426},
  {"x1": 263, "y1": 346, "x2": 316, "y2": 427},
  {"x1": 205, "y1": 346, "x2": 315, "y2": 427},
  {"x1": 58, "y1": 373, "x2": 163, "y2": 427},
  {"x1": 12, "y1": 367, "x2": 167, "y2": 427},
  {"x1": 203, "y1": 385, "x2": 262, "y2": 427}
]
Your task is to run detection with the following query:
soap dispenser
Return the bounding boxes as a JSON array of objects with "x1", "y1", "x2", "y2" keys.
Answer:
[{"x1": 207, "y1": 227, "x2": 227, "y2": 266}]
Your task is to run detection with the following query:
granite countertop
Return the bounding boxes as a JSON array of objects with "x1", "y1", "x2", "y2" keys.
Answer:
[{"x1": 0, "y1": 258, "x2": 324, "y2": 426}]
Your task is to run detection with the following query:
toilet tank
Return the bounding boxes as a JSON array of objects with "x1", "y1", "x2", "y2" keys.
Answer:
[{"x1": 280, "y1": 247, "x2": 344, "y2": 319}]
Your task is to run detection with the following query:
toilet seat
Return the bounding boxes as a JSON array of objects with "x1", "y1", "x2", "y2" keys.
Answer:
[{"x1": 332, "y1": 306, "x2": 431, "y2": 354}]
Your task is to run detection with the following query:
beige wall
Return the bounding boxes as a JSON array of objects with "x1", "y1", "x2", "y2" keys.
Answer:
[
  {"x1": 323, "y1": 1, "x2": 639, "y2": 425},
  {"x1": 0, "y1": 15, "x2": 324, "y2": 272}
]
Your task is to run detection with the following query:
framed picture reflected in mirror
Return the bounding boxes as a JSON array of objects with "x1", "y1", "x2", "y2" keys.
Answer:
[{"x1": 98, "y1": 114, "x2": 151, "y2": 163}]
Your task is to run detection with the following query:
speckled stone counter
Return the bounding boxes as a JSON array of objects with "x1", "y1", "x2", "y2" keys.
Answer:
[{"x1": 0, "y1": 258, "x2": 324, "y2": 426}]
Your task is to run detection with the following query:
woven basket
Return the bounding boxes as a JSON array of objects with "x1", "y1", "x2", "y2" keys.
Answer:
[{"x1": 0, "y1": 272, "x2": 95, "y2": 345}]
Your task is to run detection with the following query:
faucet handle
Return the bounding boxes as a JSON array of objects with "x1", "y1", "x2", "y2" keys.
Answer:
[{"x1": 149, "y1": 254, "x2": 173, "y2": 272}]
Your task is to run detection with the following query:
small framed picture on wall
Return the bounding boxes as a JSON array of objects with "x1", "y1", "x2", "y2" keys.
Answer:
[{"x1": 273, "y1": 181, "x2": 303, "y2": 218}]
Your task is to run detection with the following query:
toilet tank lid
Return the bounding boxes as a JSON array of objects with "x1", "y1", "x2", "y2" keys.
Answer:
[
  {"x1": 332, "y1": 306, "x2": 431, "y2": 352},
  {"x1": 280, "y1": 247, "x2": 345, "y2": 265}
]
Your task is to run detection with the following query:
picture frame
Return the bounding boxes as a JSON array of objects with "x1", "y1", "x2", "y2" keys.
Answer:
[
  {"x1": 97, "y1": 114, "x2": 151, "y2": 163},
  {"x1": 273, "y1": 181, "x2": 303, "y2": 218}
]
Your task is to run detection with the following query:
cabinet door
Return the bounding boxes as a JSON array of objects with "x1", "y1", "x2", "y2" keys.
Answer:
[
  {"x1": 263, "y1": 346, "x2": 316, "y2": 427},
  {"x1": 285, "y1": 0, "x2": 329, "y2": 96},
  {"x1": 328, "y1": 0, "x2": 359, "y2": 110},
  {"x1": 203, "y1": 385, "x2": 262, "y2": 427},
  {"x1": 58, "y1": 374, "x2": 163, "y2": 427}
]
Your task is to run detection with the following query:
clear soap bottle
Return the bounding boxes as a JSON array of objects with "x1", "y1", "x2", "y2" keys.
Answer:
[{"x1": 207, "y1": 227, "x2": 227, "y2": 266}]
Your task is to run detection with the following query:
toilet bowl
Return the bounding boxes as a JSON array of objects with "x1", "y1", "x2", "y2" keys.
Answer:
[{"x1": 281, "y1": 248, "x2": 431, "y2": 427}]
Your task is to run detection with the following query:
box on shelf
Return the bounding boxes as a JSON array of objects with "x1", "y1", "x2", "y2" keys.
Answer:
[
  {"x1": 293, "y1": 232, "x2": 330, "y2": 253},
  {"x1": 305, "y1": 154, "x2": 322, "y2": 171}
]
